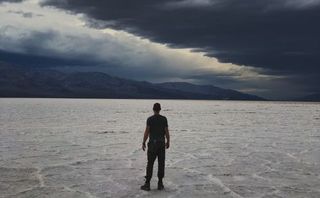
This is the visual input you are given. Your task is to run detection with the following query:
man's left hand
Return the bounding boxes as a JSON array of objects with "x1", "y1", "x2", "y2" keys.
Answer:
[{"x1": 142, "y1": 143, "x2": 146, "y2": 151}]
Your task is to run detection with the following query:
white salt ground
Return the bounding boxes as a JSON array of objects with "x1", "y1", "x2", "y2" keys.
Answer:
[{"x1": 0, "y1": 98, "x2": 319, "y2": 198}]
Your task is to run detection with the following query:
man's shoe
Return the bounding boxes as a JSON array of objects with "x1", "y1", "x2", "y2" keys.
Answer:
[
  {"x1": 140, "y1": 182, "x2": 150, "y2": 191},
  {"x1": 158, "y1": 180, "x2": 164, "y2": 190}
]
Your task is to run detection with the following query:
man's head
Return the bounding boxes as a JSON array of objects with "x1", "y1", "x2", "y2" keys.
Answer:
[{"x1": 153, "y1": 103, "x2": 161, "y2": 114}]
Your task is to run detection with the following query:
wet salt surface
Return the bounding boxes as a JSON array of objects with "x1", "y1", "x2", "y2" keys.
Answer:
[{"x1": 0, "y1": 98, "x2": 319, "y2": 198}]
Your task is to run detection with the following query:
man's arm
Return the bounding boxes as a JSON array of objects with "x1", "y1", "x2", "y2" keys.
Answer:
[
  {"x1": 165, "y1": 127, "x2": 170, "y2": 149},
  {"x1": 142, "y1": 126, "x2": 150, "y2": 151}
]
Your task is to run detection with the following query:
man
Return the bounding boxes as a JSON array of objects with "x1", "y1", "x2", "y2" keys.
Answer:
[{"x1": 141, "y1": 103, "x2": 170, "y2": 191}]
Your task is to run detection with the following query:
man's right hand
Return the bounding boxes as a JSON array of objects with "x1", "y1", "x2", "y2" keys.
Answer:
[
  {"x1": 142, "y1": 143, "x2": 146, "y2": 151},
  {"x1": 166, "y1": 142, "x2": 170, "y2": 149}
]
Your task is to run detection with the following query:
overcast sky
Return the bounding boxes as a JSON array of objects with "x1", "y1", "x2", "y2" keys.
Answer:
[{"x1": 0, "y1": 0, "x2": 319, "y2": 99}]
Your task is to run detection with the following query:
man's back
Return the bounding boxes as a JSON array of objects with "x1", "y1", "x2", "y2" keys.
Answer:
[
  {"x1": 141, "y1": 103, "x2": 170, "y2": 191},
  {"x1": 147, "y1": 114, "x2": 168, "y2": 142}
]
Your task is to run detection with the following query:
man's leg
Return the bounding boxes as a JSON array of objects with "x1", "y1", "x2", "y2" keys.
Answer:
[
  {"x1": 146, "y1": 142, "x2": 157, "y2": 182},
  {"x1": 157, "y1": 142, "x2": 165, "y2": 190},
  {"x1": 141, "y1": 143, "x2": 157, "y2": 191}
]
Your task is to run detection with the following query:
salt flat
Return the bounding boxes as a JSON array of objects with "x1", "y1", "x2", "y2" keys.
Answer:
[{"x1": 0, "y1": 98, "x2": 319, "y2": 198}]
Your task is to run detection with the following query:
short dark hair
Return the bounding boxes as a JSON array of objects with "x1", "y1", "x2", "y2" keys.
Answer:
[{"x1": 153, "y1": 103, "x2": 161, "y2": 111}]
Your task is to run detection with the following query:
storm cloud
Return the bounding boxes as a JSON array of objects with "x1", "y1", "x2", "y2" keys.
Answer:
[
  {"x1": 2, "y1": 1, "x2": 273, "y2": 92},
  {"x1": 0, "y1": 0, "x2": 319, "y2": 99},
  {"x1": 41, "y1": 0, "x2": 320, "y2": 97}
]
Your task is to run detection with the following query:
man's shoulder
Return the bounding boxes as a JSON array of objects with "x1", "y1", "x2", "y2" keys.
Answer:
[
  {"x1": 147, "y1": 115, "x2": 167, "y2": 121},
  {"x1": 160, "y1": 115, "x2": 167, "y2": 120},
  {"x1": 147, "y1": 115, "x2": 154, "y2": 120},
  {"x1": 147, "y1": 115, "x2": 155, "y2": 123}
]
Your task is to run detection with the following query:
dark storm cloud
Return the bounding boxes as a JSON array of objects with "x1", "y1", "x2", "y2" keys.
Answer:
[
  {"x1": 42, "y1": 0, "x2": 320, "y2": 94},
  {"x1": 0, "y1": 50, "x2": 103, "y2": 68},
  {"x1": 0, "y1": 28, "x2": 111, "y2": 67}
]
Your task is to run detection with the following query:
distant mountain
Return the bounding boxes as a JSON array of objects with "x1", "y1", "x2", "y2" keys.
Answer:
[
  {"x1": 298, "y1": 93, "x2": 320, "y2": 102},
  {"x1": 156, "y1": 82, "x2": 262, "y2": 100},
  {"x1": 0, "y1": 63, "x2": 264, "y2": 100}
]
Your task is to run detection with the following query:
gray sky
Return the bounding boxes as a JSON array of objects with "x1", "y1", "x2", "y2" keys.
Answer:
[{"x1": 1, "y1": 0, "x2": 319, "y2": 99}]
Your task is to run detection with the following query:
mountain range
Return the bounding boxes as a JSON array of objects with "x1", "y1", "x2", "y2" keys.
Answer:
[
  {"x1": 0, "y1": 63, "x2": 265, "y2": 100},
  {"x1": 298, "y1": 93, "x2": 320, "y2": 102}
]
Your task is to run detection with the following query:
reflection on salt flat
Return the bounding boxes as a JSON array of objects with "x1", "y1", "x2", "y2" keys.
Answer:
[{"x1": 0, "y1": 98, "x2": 319, "y2": 198}]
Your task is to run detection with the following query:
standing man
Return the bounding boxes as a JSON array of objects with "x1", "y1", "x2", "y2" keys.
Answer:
[{"x1": 141, "y1": 103, "x2": 170, "y2": 191}]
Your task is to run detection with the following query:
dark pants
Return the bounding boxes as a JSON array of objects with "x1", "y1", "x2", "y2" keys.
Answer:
[{"x1": 145, "y1": 140, "x2": 165, "y2": 182}]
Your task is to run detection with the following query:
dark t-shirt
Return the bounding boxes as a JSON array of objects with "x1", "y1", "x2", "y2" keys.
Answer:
[{"x1": 147, "y1": 114, "x2": 168, "y2": 142}]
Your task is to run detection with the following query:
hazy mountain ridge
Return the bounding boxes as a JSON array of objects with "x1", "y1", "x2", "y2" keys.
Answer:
[
  {"x1": 156, "y1": 82, "x2": 262, "y2": 100},
  {"x1": 298, "y1": 93, "x2": 320, "y2": 102},
  {"x1": 0, "y1": 63, "x2": 265, "y2": 100}
]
